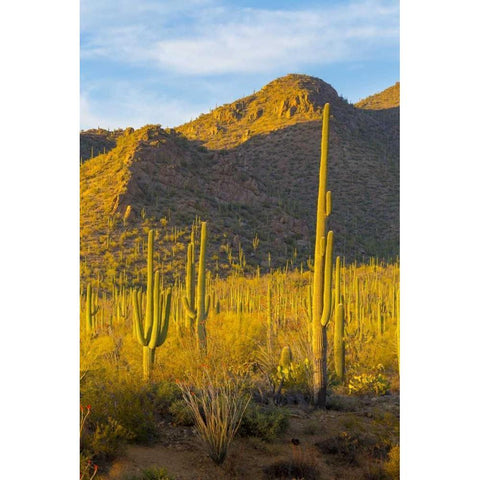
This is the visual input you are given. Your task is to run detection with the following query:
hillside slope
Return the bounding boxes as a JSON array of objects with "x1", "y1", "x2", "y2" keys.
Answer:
[
  {"x1": 80, "y1": 74, "x2": 399, "y2": 282},
  {"x1": 355, "y1": 82, "x2": 400, "y2": 110}
]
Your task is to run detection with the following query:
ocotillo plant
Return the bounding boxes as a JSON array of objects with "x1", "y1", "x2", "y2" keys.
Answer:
[
  {"x1": 85, "y1": 283, "x2": 99, "y2": 335},
  {"x1": 183, "y1": 221, "x2": 210, "y2": 354},
  {"x1": 311, "y1": 103, "x2": 335, "y2": 408},
  {"x1": 132, "y1": 230, "x2": 172, "y2": 380}
]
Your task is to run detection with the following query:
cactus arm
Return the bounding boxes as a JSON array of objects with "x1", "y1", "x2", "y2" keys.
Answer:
[
  {"x1": 157, "y1": 288, "x2": 171, "y2": 346},
  {"x1": 334, "y1": 303, "x2": 345, "y2": 381},
  {"x1": 335, "y1": 256, "x2": 341, "y2": 307},
  {"x1": 196, "y1": 222, "x2": 207, "y2": 318},
  {"x1": 132, "y1": 289, "x2": 147, "y2": 346},
  {"x1": 148, "y1": 271, "x2": 161, "y2": 349},
  {"x1": 182, "y1": 296, "x2": 196, "y2": 319},
  {"x1": 144, "y1": 230, "x2": 154, "y2": 338},
  {"x1": 205, "y1": 294, "x2": 211, "y2": 318},
  {"x1": 320, "y1": 231, "x2": 334, "y2": 327},
  {"x1": 326, "y1": 190, "x2": 332, "y2": 216}
]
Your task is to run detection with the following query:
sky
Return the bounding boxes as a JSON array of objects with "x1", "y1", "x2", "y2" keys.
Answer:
[{"x1": 81, "y1": 0, "x2": 399, "y2": 130}]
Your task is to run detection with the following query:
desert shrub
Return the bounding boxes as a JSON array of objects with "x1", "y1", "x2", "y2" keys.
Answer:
[
  {"x1": 177, "y1": 371, "x2": 251, "y2": 465},
  {"x1": 81, "y1": 375, "x2": 159, "y2": 443},
  {"x1": 315, "y1": 432, "x2": 361, "y2": 465},
  {"x1": 264, "y1": 457, "x2": 321, "y2": 480},
  {"x1": 348, "y1": 367, "x2": 391, "y2": 396},
  {"x1": 153, "y1": 381, "x2": 182, "y2": 414},
  {"x1": 238, "y1": 403, "x2": 289, "y2": 441},
  {"x1": 88, "y1": 417, "x2": 133, "y2": 461},
  {"x1": 383, "y1": 445, "x2": 400, "y2": 479},
  {"x1": 168, "y1": 399, "x2": 195, "y2": 426},
  {"x1": 80, "y1": 452, "x2": 98, "y2": 480},
  {"x1": 326, "y1": 394, "x2": 359, "y2": 411},
  {"x1": 121, "y1": 466, "x2": 175, "y2": 480},
  {"x1": 362, "y1": 463, "x2": 390, "y2": 480}
]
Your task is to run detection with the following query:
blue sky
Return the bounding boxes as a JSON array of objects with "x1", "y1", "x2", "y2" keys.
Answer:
[{"x1": 80, "y1": 0, "x2": 399, "y2": 130}]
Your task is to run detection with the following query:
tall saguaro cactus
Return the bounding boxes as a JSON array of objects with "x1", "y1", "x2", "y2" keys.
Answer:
[
  {"x1": 132, "y1": 230, "x2": 172, "y2": 380},
  {"x1": 183, "y1": 221, "x2": 210, "y2": 354},
  {"x1": 311, "y1": 103, "x2": 335, "y2": 408},
  {"x1": 184, "y1": 229, "x2": 196, "y2": 333}
]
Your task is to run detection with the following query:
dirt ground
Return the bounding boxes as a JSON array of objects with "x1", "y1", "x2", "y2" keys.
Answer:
[{"x1": 100, "y1": 394, "x2": 399, "y2": 480}]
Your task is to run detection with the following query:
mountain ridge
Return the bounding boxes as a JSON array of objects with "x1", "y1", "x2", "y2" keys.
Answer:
[{"x1": 80, "y1": 75, "x2": 399, "y2": 283}]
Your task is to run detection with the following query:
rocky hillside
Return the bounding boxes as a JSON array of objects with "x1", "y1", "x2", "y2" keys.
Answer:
[
  {"x1": 80, "y1": 74, "x2": 399, "y2": 282},
  {"x1": 355, "y1": 82, "x2": 400, "y2": 110},
  {"x1": 80, "y1": 128, "x2": 125, "y2": 163}
]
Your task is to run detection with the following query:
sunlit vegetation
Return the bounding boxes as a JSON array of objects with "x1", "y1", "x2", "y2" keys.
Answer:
[{"x1": 80, "y1": 100, "x2": 399, "y2": 479}]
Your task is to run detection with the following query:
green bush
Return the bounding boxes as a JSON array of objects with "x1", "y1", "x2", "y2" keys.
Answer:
[
  {"x1": 86, "y1": 417, "x2": 133, "y2": 461},
  {"x1": 348, "y1": 372, "x2": 390, "y2": 396},
  {"x1": 169, "y1": 399, "x2": 195, "y2": 426},
  {"x1": 238, "y1": 403, "x2": 289, "y2": 441},
  {"x1": 81, "y1": 376, "x2": 159, "y2": 443},
  {"x1": 153, "y1": 381, "x2": 182, "y2": 414}
]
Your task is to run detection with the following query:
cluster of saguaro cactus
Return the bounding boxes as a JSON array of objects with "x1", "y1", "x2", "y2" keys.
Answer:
[
  {"x1": 132, "y1": 229, "x2": 171, "y2": 380},
  {"x1": 182, "y1": 221, "x2": 211, "y2": 354},
  {"x1": 311, "y1": 103, "x2": 335, "y2": 408}
]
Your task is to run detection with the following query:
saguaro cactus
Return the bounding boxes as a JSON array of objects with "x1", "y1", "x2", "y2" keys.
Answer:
[
  {"x1": 396, "y1": 288, "x2": 400, "y2": 373},
  {"x1": 266, "y1": 281, "x2": 274, "y2": 353},
  {"x1": 311, "y1": 103, "x2": 335, "y2": 408},
  {"x1": 333, "y1": 256, "x2": 345, "y2": 383},
  {"x1": 183, "y1": 221, "x2": 210, "y2": 354},
  {"x1": 184, "y1": 229, "x2": 196, "y2": 333},
  {"x1": 334, "y1": 303, "x2": 345, "y2": 382},
  {"x1": 85, "y1": 283, "x2": 99, "y2": 335},
  {"x1": 132, "y1": 230, "x2": 171, "y2": 380}
]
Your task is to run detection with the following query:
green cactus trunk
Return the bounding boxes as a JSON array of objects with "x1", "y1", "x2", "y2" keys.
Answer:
[
  {"x1": 142, "y1": 346, "x2": 155, "y2": 380},
  {"x1": 182, "y1": 221, "x2": 211, "y2": 354},
  {"x1": 311, "y1": 103, "x2": 334, "y2": 408},
  {"x1": 334, "y1": 303, "x2": 345, "y2": 382},
  {"x1": 267, "y1": 281, "x2": 273, "y2": 353},
  {"x1": 333, "y1": 256, "x2": 345, "y2": 383},
  {"x1": 185, "y1": 235, "x2": 195, "y2": 333},
  {"x1": 85, "y1": 283, "x2": 99, "y2": 335},
  {"x1": 196, "y1": 222, "x2": 209, "y2": 353}
]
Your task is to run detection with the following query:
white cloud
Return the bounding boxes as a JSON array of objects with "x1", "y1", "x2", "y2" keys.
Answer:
[
  {"x1": 80, "y1": 87, "x2": 207, "y2": 130},
  {"x1": 81, "y1": 0, "x2": 399, "y2": 74}
]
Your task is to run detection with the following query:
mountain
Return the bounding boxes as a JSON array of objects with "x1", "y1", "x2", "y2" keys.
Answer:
[
  {"x1": 355, "y1": 82, "x2": 399, "y2": 110},
  {"x1": 80, "y1": 128, "x2": 125, "y2": 163},
  {"x1": 80, "y1": 74, "x2": 399, "y2": 283}
]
